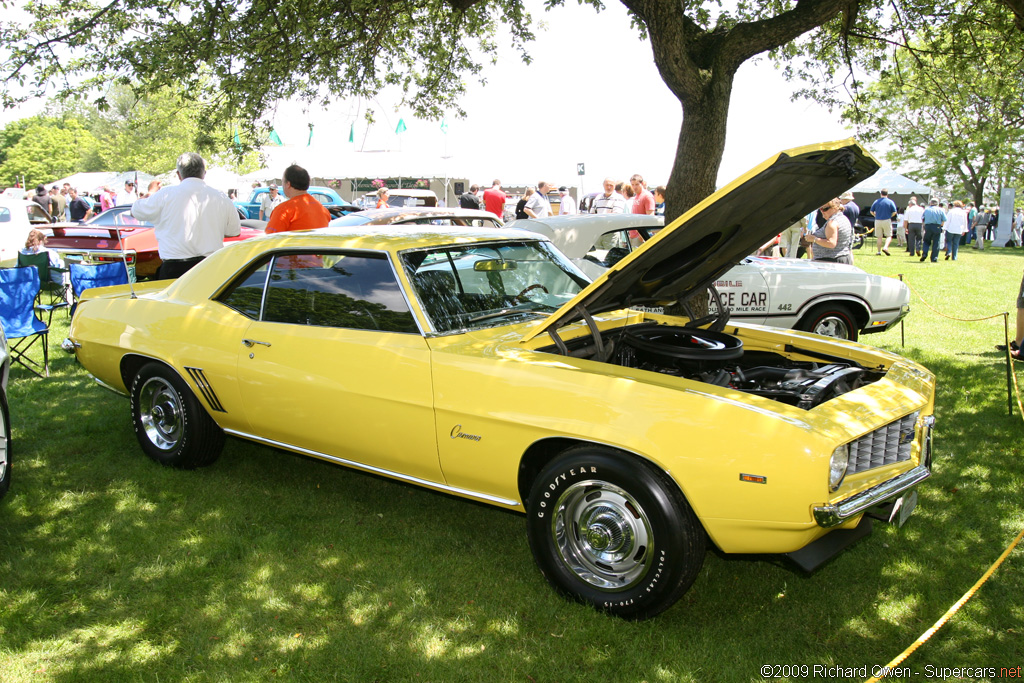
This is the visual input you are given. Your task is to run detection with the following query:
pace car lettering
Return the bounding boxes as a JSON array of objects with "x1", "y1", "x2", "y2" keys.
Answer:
[
  {"x1": 715, "y1": 280, "x2": 743, "y2": 287},
  {"x1": 715, "y1": 291, "x2": 767, "y2": 313},
  {"x1": 449, "y1": 425, "x2": 482, "y2": 442}
]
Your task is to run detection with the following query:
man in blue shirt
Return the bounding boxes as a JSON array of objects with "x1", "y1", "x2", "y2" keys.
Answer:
[
  {"x1": 920, "y1": 198, "x2": 947, "y2": 262},
  {"x1": 870, "y1": 189, "x2": 898, "y2": 256}
]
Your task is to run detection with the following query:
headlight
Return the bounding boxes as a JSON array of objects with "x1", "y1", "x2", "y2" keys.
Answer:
[{"x1": 829, "y1": 444, "x2": 849, "y2": 491}]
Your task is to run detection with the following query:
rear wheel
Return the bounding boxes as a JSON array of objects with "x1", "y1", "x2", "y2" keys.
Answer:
[
  {"x1": 797, "y1": 303, "x2": 859, "y2": 341},
  {"x1": 0, "y1": 390, "x2": 10, "y2": 501},
  {"x1": 526, "y1": 447, "x2": 705, "y2": 620},
  {"x1": 130, "y1": 362, "x2": 224, "y2": 469}
]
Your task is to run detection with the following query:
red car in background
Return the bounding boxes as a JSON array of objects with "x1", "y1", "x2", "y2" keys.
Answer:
[{"x1": 42, "y1": 206, "x2": 264, "y2": 280}]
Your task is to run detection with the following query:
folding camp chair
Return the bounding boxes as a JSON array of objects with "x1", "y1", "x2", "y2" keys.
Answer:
[
  {"x1": 17, "y1": 251, "x2": 70, "y2": 322},
  {"x1": 69, "y1": 262, "x2": 131, "y2": 317},
  {"x1": 0, "y1": 267, "x2": 50, "y2": 378}
]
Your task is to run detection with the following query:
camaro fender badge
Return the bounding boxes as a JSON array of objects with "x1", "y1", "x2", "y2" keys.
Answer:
[{"x1": 450, "y1": 424, "x2": 482, "y2": 442}]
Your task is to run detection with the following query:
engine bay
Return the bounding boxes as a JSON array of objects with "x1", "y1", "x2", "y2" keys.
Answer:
[{"x1": 539, "y1": 321, "x2": 885, "y2": 410}]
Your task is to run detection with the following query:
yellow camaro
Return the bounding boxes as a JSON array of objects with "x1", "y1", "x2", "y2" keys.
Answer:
[{"x1": 66, "y1": 140, "x2": 935, "y2": 619}]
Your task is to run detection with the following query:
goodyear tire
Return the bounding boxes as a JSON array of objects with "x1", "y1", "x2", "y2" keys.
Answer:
[
  {"x1": 0, "y1": 390, "x2": 10, "y2": 501},
  {"x1": 130, "y1": 362, "x2": 224, "y2": 469},
  {"x1": 526, "y1": 447, "x2": 705, "y2": 620},
  {"x1": 797, "y1": 303, "x2": 859, "y2": 342}
]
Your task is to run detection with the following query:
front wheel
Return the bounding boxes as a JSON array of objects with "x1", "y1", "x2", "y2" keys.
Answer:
[
  {"x1": 0, "y1": 390, "x2": 10, "y2": 501},
  {"x1": 130, "y1": 362, "x2": 224, "y2": 469},
  {"x1": 797, "y1": 303, "x2": 859, "y2": 342},
  {"x1": 526, "y1": 447, "x2": 705, "y2": 619}
]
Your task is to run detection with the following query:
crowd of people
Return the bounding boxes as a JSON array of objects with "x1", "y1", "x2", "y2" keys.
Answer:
[
  {"x1": 765, "y1": 189, "x2": 1024, "y2": 266},
  {"x1": 450, "y1": 176, "x2": 667, "y2": 221}
]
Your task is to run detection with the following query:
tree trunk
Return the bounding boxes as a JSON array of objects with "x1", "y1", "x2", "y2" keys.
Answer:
[{"x1": 663, "y1": 74, "x2": 734, "y2": 221}]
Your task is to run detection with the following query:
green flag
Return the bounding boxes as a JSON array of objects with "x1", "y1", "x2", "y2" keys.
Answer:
[
  {"x1": 307, "y1": 124, "x2": 314, "y2": 147},
  {"x1": 395, "y1": 118, "x2": 407, "y2": 135},
  {"x1": 269, "y1": 129, "x2": 283, "y2": 146},
  {"x1": 440, "y1": 118, "x2": 448, "y2": 135},
  {"x1": 348, "y1": 122, "x2": 354, "y2": 143},
  {"x1": 233, "y1": 127, "x2": 241, "y2": 148}
]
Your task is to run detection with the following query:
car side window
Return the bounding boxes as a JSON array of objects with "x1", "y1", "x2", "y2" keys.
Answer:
[
  {"x1": 312, "y1": 193, "x2": 331, "y2": 205},
  {"x1": 218, "y1": 261, "x2": 270, "y2": 319},
  {"x1": 262, "y1": 252, "x2": 417, "y2": 333},
  {"x1": 0, "y1": 208, "x2": 10, "y2": 223}
]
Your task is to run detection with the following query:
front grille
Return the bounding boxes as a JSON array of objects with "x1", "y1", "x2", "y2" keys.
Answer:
[{"x1": 848, "y1": 411, "x2": 919, "y2": 475}]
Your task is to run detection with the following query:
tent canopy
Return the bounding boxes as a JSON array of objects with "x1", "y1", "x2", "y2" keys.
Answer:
[{"x1": 850, "y1": 167, "x2": 930, "y2": 210}]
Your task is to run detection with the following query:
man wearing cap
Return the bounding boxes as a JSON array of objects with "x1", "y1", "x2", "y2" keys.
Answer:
[
  {"x1": 558, "y1": 186, "x2": 577, "y2": 215},
  {"x1": 524, "y1": 181, "x2": 553, "y2": 219},
  {"x1": 870, "y1": 189, "x2": 898, "y2": 256},
  {"x1": 920, "y1": 198, "x2": 947, "y2": 263},
  {"x1": 840, "y1": 192, "x2": 860, "y2": 230},
  {"x1": 120, "y1": 181, "x2": 139, "y2": 205},
  {"x1": 259, "y1": 183, "x2": 285, "y2": 220}
]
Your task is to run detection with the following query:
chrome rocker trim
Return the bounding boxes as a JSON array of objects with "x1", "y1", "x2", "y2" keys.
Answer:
[
  {"x1": 223, "y1": 428, "x2": 522, "y2": 509},
  {"x1": 813, "y1": 464, "x2": 931, "y2": 528}
]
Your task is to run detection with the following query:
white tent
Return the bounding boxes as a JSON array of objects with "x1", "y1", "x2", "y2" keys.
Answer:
[
  {"x1": 45, "y1": 172, "x2": 118, "y2": 195},
  {"x1": 851, "y1": 168, "x2": 930, "y2": 196}
]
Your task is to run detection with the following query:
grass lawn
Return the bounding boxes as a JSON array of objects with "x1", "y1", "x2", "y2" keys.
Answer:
[{"x1": 1, "y1": 239, "x2": 1022, "y2": 682}]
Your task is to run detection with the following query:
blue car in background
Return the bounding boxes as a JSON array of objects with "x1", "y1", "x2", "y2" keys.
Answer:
[{"x1": 235, "y1": 186, "x2": 362, "y2": 219}]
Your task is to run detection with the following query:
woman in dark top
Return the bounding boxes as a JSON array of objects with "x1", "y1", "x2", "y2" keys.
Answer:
[{"x1": 515, "y1": 187, "x2": 534, "y2": 220}]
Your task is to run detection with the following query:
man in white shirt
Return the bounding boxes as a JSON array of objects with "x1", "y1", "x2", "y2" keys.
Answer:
[
  {"x1": 524, "y1": 181, "x2": 553, "y2": 218},
  {"x1": 119, "y1": 181, "x2": 139, "y2": 205},
  {"x1": 589, "y1": 178, "x2": 627, "y2": 214},
  {"x1": 259, "y1": 184, "x2": 285, "y2": 220},
  {"x1": 558, "y1": 186, "x2": 577, "y2": 215},
  {"x1": 132, "y1": 152, "x2": 240, "y2": 280},
  {"x1": 903, "y1": 198, "x2": 925, "y2": 256}
]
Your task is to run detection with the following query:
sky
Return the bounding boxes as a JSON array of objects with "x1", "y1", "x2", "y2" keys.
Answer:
[{"x1": 2, "y1": 0, "x2": 860, "y2": 190}]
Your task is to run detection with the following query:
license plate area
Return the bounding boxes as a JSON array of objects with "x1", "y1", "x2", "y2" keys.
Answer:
[{"x1": 888, "y1": 490, "x2": 918, "y2": 527}]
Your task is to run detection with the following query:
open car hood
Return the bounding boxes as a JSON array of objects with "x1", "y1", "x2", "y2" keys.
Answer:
[{"x1": 520, "y1": 139, "x2": 880, "y2": 343}]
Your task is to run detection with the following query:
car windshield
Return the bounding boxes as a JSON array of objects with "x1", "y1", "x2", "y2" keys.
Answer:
[
  {"x1": 402, "y1": 240, "x2": 590, "y2": 334},
  {"x1": 89, "y1": 208, "x2": 152, "y2": 228}
]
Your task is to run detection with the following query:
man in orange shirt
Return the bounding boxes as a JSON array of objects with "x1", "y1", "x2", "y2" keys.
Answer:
[{"x1": 265, "y1": 165, "x2": 332, "y2": 233}]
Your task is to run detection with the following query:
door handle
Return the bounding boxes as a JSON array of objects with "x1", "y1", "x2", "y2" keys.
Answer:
[{"x1": 242, "y1": 339, "x2": 272, "y2": 348}]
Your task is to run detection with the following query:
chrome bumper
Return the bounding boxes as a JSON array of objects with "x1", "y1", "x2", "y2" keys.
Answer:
[{"x1": 813, "y1": 464, "x2": 931, "y2": 527}]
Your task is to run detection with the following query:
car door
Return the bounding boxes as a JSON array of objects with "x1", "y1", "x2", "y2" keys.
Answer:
[
  {"x1": 711, "y1": 261, "x2": 771, "y2": 325},
  {"x1": 220, "y1": 249, "x2": 443, "y2": 483}
]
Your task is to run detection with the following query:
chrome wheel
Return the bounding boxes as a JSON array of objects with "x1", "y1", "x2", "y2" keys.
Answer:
[
  {"x1": 551, "y1": 480, "x2": 653, "y2": 591},
  {"x1": 138, "y1": 376, "x2": 183, "y2": 451},
  {"x1": 812, "y1": 314, "x2": 853, "y2": 339}
]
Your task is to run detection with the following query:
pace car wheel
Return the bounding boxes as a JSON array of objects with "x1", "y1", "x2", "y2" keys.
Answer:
[
  {"x1": 797, "y1": 303, "x2": 859, "y2": 342},
  {"x1": 0, "y1": 390, "x2": 10, "y2": 501},
  {"x1": 131, "y1": 362, "x2": 224, "y2": 469},
  {"x1": 526, "y1": 447, "x2": 705, "y2": 620}
]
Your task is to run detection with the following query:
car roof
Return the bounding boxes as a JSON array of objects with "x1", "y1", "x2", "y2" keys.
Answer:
[
  {"x1": 331, "y1": 206, "x2": 501, "y2": 226},
  {"x1": 506, "y1": 214, "x2": 664, "y2": 259}
]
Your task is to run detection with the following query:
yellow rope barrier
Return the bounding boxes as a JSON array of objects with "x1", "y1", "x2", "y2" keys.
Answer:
[
  {"x1": 863, "y1": 524, "x2": 1024, "y2": 683},
  {"x1": 900, "y1": 277, "x2": 1007, "y2": 323},
  {"x1": 860, "y1": 277, "x2": 1024, "y2": 683}
]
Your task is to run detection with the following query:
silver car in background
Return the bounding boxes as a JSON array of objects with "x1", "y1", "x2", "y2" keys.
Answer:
[{"x1": 508, "y1": 214, "x2": 910, "y2": 341}]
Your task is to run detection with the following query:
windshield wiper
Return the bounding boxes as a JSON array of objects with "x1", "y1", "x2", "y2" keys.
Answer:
[{"x1": 467, "y1": 307, "x2": 551, "y2": 324}]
